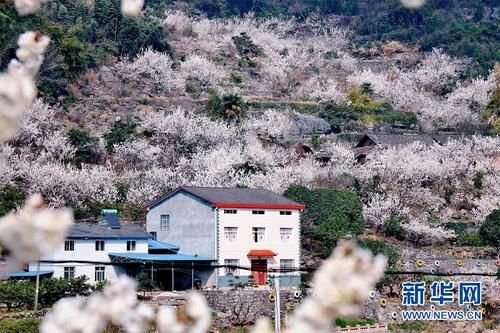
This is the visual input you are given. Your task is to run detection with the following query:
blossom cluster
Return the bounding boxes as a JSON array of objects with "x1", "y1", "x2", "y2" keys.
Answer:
[
  {"x1": 41, "y1": 276, "x2": 211, "y2": 333},
  {"x1": 3, "y1": 97, "x2": 499, "y2": 244},
  {"x1": 0, "y1": 194, "x2": 72, "y2": 272},
  {"x1": 348, "y1": 49, "x2": 496, "y2": 128},
  {"x1": 0, "y1": 32, "x2": 49, "y2": 142}
]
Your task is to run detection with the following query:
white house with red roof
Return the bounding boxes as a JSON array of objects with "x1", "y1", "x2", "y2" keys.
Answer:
[{"x1": 146, "y1": 186, "x2": 304, "y2": 288}]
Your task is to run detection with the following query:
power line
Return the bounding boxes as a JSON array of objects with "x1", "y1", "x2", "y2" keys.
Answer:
[{"x1": 36, "y1": 260, "x2": 500, "y2": 277}]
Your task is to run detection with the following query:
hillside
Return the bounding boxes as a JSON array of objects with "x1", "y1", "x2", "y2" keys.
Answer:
[
  {"x1": 1, "y1": 0, "x2": 499, "y2": 101},
  {"x1": 1, "y1": 6, "x2": 499, "y2": 245}
]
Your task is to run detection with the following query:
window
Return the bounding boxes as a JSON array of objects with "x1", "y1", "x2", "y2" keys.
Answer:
[
  {"x1": 280, "y1": 228, "x2": 292, "y2": 242},
  {"x1": 150, "y1": 232, "x2": 157, "y2": 241},
  {"x1": 160, "y1": 214, "x2": 170, "y2": 231},
  {"x1": 224, "y1": 227, "x2": 238, "y2": 242},
  {"x1": 280, "y1": 259, "x2": 294, "y2": 275},
  {"x1": 252, "y1": 227, "x2": 265, "y2": 242},
  {"x1": 252, "y1": 210, "x2": 265, "y2": 215},
  {"x1": 224, "y1": 209, "x2": 237, "y2": 214},
  {"x1": 280, "y1": 211, "x2": 292, "y2": 215},
  {"x1": 95, "y1": 240, "x2": 105, "y2": 251},
  {"x1": 224, "y1": 259, "x2": 239, "y2": 276},
  {"x1": 127, "y1": 240, "x2": 136, "y2": 251},
  {"x1": 64, "y1": 266, "x2": 75, "y2": 279},
  {"x1": 95, "y1": 266, "x2": 105, "y2": 282},
  {"x1": 64, "y1": 240, "x2": 74, "y2": 251}
]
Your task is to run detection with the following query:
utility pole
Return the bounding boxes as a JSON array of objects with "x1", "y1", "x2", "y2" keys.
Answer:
[
  {"x1": 191, "y1": 261, "x2": 194, "y2": 290},
  {"x1": 34, "y1": 262, "x2": 40, "y2": 311},
  {"x1": 171, "y1": 262, "x2": 174, "y2": 291},
  {"x1": 274, "y1": 277, "x2": 281, "y2": 333}
]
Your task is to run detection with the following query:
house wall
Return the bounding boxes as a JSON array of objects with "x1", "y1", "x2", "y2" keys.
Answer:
[
  {"x1": 217, "y1": 208, "x2": 301, "y2": 286},
  {"x1": 146, "y1": 191, "x2": 217, "y2": 286},
  {"x1": 30, "y1": 239, "x2": 148, "y2": 283}
]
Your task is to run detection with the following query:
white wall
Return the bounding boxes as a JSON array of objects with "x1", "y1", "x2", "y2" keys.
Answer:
[
  {"x1": 217, "y1": 208, "x2": 301, "y2": 277},
  {"x1": 30, "y1": 239, "x2": 148, "y2": 283}
]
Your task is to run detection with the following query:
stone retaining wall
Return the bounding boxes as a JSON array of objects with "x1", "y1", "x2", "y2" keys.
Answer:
[
  {"x1": 0, "y1": 310, "x2": 47, "y2": 320},
  {"x1": 202, "y1": 289, "x2": 302, "y2": 329}
]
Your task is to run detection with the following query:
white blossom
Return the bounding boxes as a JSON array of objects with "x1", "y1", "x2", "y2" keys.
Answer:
[
  {"x1": 179, "y1": 54, "x2": 226, "y2": 89},
  {"x1": 116, "y1": 48, "x2": 182, "y2": 91},
  {"x1": 0, "y1": 74, "x2": 36, "y2": 142},
  {"x1": 244, "y1": 110, "x2": 292, "y2": 140},
  {"x1": 286, "y1": 241, "x2": 386, "y2": 333},
  {"x1": 0, "y1": 194, "x2": 73, "y2": 272},
  {"x1": 121, "y1": 0, "x2": 144, "y2": 17},
  {"x1": 14, "y1": 0, "x2": 43, "y2": 15},
  {"x1": 9, "y1": 31, "x2": 51, "y2": 77},
  {"x1": 400, "y1": 0, "x2": 426, "y2": 9},
  {"x1": 0, "y1": 32, "x2": 49, "y2": 143}
]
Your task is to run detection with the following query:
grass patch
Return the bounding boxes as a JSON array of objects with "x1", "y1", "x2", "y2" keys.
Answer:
[
  {"x1": 247, "y1": 101, "x2": 321, "y2": 114},
  {"x1": 335, "y1": 318, "x2": 376, "y2": 328},
  {"x1": 0, "y1": 318, "x2": 41, "y2": 333}
]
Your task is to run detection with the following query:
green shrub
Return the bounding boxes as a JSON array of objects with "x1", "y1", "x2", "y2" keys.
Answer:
[
  {"x1": 473, "y1": 170, "x2": 485, "y2": 189},
  {"x1": 0, "y1": 280, "x2": 34, "y2": 311},
  {"x1": 0, "y1": 185, "x2": 26, "y2": 216},
  {"x1": 320, "y1": 87, "x2": 417, "y2": 128},
  {"x1": 383, "y1": 216, "x2": 404, "y2": 239},
  {"x1": 230, "y1": 73, "x2": 243, "y2": 84},
  {"x1": 137, "y1": 272, "x2": 155, "y2": 296},
  {"x1": 459, "y1": 232, "x2": 484, "y2": 247},
  {"x1": 360, "y1": 82, "x2": 374, "y2": 96},
  {"x1": 185, "y1": 83, "x2": 201, "y2": 98},
  {"x1": 311, "y1": 129, "x2": 319, "y2": 148},
  {"x1": 0, "y1": 318, "x2": 41, "y2": 333},
  {"x1": 67, "y1": 127, "x2": 98, "y2": 164},
  {"x1": 395, "y1": 321, "x2": 427, "y2": 331},
  {"x1": 480, "y1": 209, "x2": 500, "y2": 248},
  {"x1": 40, "y1": 276, "x2": 91, "y2": 305},
  {"x1": 104, "y1": 120, "x2": 137, "y2": 152},
  {"x1": 445, "y1": 222, "x2": 484, "y2": 246},
  {"x1": 72, "y1": 202, "x2": 145, "y2": 221},
  {"x1": 206, "y1": 92, "x2": 246, "y2": 122},
  {"x1": 284, "y1": 185, "x2": 365, "y2": 256},
  {"x1": 231, "y1": 32, "x2": 262, "y2": 57}
]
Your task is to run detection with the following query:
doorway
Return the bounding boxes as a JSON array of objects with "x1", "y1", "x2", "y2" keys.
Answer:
[{"x1": 251, "y1": 259, "x2": 267, "y2": 285}]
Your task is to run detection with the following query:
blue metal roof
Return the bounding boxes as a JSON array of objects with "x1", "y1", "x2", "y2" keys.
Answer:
[
  {"x1": 148, "y1": 239, "x2": 180, "y2": 251},
  {"x1": 6, "y1": 270, "x2": 53, "y2": 278},
  {"x1": 108, "y1": 252, "x2": 215, "y2": 262}
]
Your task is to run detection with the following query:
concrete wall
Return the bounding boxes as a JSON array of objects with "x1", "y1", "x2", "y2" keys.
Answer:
[
  {"x1": 146, "y1": 192, "x2": 216, "y2": 258},
  {"x1": 30, "y1": 239, "x2": 148, "y2": 283},
  {"x1": 146, "y1": 191, "x2": 216, "y2": 286},
  {"x1": 217, "y1": 208, "x2": 301, "y2": 281},
  {"x1": 218, "y1": 275, "x2": 301, "y2": 288}
]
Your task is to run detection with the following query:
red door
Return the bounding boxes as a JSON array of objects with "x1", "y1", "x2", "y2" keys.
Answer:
[{"x1": 251, "y1": 259, "x2": 267, "y2": 285}]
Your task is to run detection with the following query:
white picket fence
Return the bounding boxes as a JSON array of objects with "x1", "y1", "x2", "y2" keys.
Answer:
[{"x1": 337, "y1": 323, "x2": 388, "y2": 332}]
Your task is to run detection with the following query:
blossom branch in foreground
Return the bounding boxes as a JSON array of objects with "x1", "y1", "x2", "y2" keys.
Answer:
[
  {"x1": 0, "y1": 31, "x2": 50, "y2": 142},
  {"x1": 14, "y1": 0, "x2": 43, "y2": 15},
  {"x1": 0, "y1": 194, "x2": 73, "y2": 272},
  {"x1": 41, "y1": 276, "x2": 211, "y2": 333},
  {"x1": 121, "y1": 0, "x2": 144, "y2": 16},
  {"x1": 252, "y1": 240, "x2": 387, "y2": 333}
]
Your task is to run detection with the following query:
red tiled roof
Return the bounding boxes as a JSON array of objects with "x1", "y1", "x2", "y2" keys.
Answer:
[
  {"x1": 147, "y1": 186, "x2": 305, "y2": 210},
  {"x1": 214, "y1": 202, "x2": 304, "y2": 209},
  {"x1": 247, "y1": 250, "x2": 277, "y2": 257}
]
